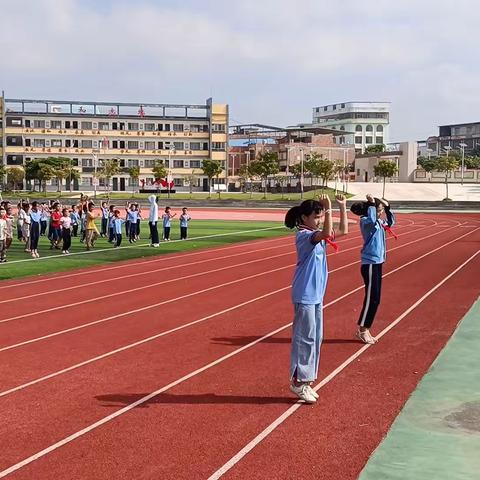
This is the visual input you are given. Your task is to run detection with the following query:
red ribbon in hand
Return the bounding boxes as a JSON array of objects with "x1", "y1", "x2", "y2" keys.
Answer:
[
  {"x1": 325, "y1": 236, "x2": 339, "y2": 252},
  {"x1": 383, "y1": 225, "x2": 398, "y2": 239}
]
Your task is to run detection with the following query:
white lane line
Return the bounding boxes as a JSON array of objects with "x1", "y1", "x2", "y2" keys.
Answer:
[
  {"x1": 0, "y1": 225, "x2": 286, "y2": 266},
  {"x1": 207, "y1": 248, "x2": 480, "y2": 480},
  {"x1": 1, "y1": 234, "x2": 477, "y2": 479},
  {"x1": 0, "y1": 223, "x2": 465, "y2": 394},
  {"x1": 0, "y1": 218, "x2": 421, "y2": 290},
  {"x1": 0, "y1": 222, "x2": 441, "y2": 349},
  {"x1": 0, "y1": 243, "x2": 294, "y2": 305},
  {"x1": 0, "y1": 222, "x2": 419, "y2": 306}
]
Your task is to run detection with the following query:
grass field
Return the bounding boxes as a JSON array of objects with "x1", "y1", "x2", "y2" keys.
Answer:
[
  {"x1": 3, "y1": 188, "x2": 351, "y2": 202},
  {"x1": 0, "y1": 220, "x2": 287, "y2": 281}
]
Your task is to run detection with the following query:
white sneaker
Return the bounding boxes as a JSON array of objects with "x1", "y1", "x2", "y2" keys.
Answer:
[
  {"x1": 308, "y1": 385, "x2": 319, "y2": 399},
  {"x1": 356, "y1": 329, "x2": 376, "y2": 344},
  {"x1": 290, "y1": 384, "x2": 317, "y2": 404},
  {"x1": 153, "y1": 243, "x2": 159, "y2": 247}
]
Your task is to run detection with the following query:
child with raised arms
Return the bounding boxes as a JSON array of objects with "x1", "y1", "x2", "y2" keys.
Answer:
[{"x1": 284, "y1": 194, "x2": 348, "y2": 404}]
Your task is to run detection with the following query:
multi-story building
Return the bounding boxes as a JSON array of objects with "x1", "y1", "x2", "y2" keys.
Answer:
[
  {"x1": 311, "y1": 101, "x2": 390, "y2": 152},
  {"x1": 0, "y1": 94, "x2": 228, "y2": 192},
  {"x1": 426, "y1": 121, "x2": 480, "y2": 155}
]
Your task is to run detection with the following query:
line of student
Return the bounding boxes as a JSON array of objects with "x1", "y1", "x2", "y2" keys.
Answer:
[{"x1": 285, "y1": 193, "x2": 395, "y2": 404}]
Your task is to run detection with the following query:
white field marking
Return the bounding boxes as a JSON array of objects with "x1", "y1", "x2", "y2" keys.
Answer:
[
  {"x1": 0, "y1": 222, "x2": 463, "y2": 392},
  {"x1": 0, "y1": 220, "x2": 423, "y2": 306},
  {"x1": 208, "y1": 248, "x2": 480, "y2": 480},
  {"x1": 1, "y1": 236, "x2": 477, "y2": 479},
  {"x1": 0, "y1": 218, "x2": 372, "y2": 291},
  {"x1": 0, "y1": 243, "x2": 296, "y2": 305},
  {"x1": 0, "y1": 220, "x2": 438, "y2": 331},
  {"x1": 0, "y1": 226, "x2": 287, "y2": 266}
]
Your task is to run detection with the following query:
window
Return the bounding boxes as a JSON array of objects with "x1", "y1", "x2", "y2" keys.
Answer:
[
  {"x1": 333, "y1": 104, "x2": 337, "y2": 110},
  {"x1": 81, "y1": 177, "x2": 93, "y2": 186},
  {"x1": 128, "y1": 122, "x2": 139, "y2": 131},
  {"x1": 365, "y1": 125, "x2": 373, "y2": 133},
  {"x1": 81, "y1": 122, "x2": 92, "y2": 130},
  {"x1": 145, "y1": 141, "x2": 155, "y2": 150},
  {"x1": 355, "y1": 125, "x2": 362, "y2": 132},
  {"x1": 173, "y1": 160, "x2": 184, "y2": 168},
  {"x1": 173, "y1": 178, "x2": 183, "y2": 187},
  {"x1": 376, "y1": 125, "x2": 383, "y2": 132},
  {"x1": 6, "y1": 155, "x2": 23, "y2": 165},
  {"x1": 34, "y1": 120, "x2": 46, "y2": 129},
  {"x1": 157, "y1": 124, "x2": 163, "y2": 131},
  {"x1": 158, "y1": 141, "x2": 164, "y2": 149},
  {"x1": 65, "y1": 121, "x2": 71, "y2": 129},
  {"x1": 112, "y1": 141, "x2": 118, "y2": 149},
  {"x1": 190, "y1": 160, "x2": 201, "y2": 168},
  {"x1": 128, "y1": 178, "x2": 138, "y2": 187},
  {"x1": 354, "y1": 136, "x2": 363, "y2": 144},
  {"x1": 190, "y1": 142, "x2": 201, "y2": 150},
  {"x1": 324, "y1": 106, "x2": 328, "y2": 111},
  {"x1": 190, "y1": 124, "x2": 202, "y2": 133},
  {"x1": 341, "y1": 103, "x2": 345, "y2": 108},
  {"x1": 82, "y1": 159, "x2": 94, "y2": 167},
  {"x1": 173, "y1": 124, "x2": 184, "y2": 132},
  {"x1": 6, "y1": 136, "x2": 22, "y2": 146},
  {"x1": 51, "y1": 120, "x2": 62, "y2": 129},
  {"x1": 81, "y1": 140, "x2": 93, "y2": 148},
  {"x1": 164, "y1": 124, "x2": 171, "y2": 131},
  {"x1": 127, "y1": 141, "x2": 139, "y2": 149},
  {"x1": 99, "y1": 122, "x2": 110, "y2": 130},
  {"x1": 203, "y1": 142, "x2": 209, "y2": 150},
  {"x1": 144, "y1": 159, "x2": 155, "y2": 168},
  {"x1": 51, "y1": 139, "x2": 62, "y2": 147},
  {"x1": 212, "y1": 123, "x2": 226, "y2": 133},
  {"x1": 119, "y1": 140, "x2": 126, "y2": 149},
  {"x1": 10, "y1": 118, "x2": 22, "y2": 126},
  {"x1": 212, "y1": 142, "x2": 226, "y2": 151},
  {"x1": 144, "y1": 123, "x2": 155, "y2": 131},
  {"x1": 365, "y1": 137, "x2": 373, "y2": 144},
  {"x1": 128, "y1": 159, "x2": 139, "y2": 167},
  {"x1": 340, "y1": 126, "x2": 345, "y2": 131},
  {"x1": 173, "y1": 142, "x2": 184, "y2": 150},
  {"x1": 376, "y1": 137, "x2": 384, "y2": 144},
  {"x1": 34, "y1": 139, "x2": 45, "y2": 147}
]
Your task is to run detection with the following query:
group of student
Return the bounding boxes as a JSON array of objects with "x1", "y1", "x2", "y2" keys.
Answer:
[
  {"x1": 286, "y1": 193, "x2": 395, "y2": 404},
  {"x1": 0, "y1": 195, "x2": 192, "y2": 260}
]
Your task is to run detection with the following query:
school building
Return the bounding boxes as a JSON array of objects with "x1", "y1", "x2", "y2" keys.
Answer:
[{"x1": 0, "y1": 93, "x2": 228, "y2": 192}]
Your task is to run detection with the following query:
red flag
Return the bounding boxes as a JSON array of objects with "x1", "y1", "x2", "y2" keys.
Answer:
[{"x1": 383, "y1": 225, "x2": 398, "y2": 239}]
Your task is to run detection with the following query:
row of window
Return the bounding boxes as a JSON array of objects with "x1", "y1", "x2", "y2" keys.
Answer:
[
  {"x1": 6, "y1": 117, "x2": 225, "y2": 133},
  {"x1": 355, "y1": 125, "x2": 384, "y2": 132},
  {"x1": 315, "y1": 103, "x2": 346, "y2": 113},
  {"x1": 15, "y1": 138, "x2": 211, "y2": 151},
  {"x1": 354, "y1": 136, "x2": 384, "y2": 145},
  {"x1": 315, "y1": 112, "x2": 389, "y2": 121}
]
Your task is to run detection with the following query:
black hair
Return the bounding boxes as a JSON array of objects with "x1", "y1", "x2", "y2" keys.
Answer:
[
  {"x1": 350, "y1": 198, "x2": 387, "y2": 217},
  {"x1": 284, "y1": 200, "x2": 323, "y2": 229}
]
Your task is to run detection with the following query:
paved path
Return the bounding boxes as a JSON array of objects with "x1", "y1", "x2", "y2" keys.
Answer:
[{"x1": 334, "y1": 182, "x2": 480, "y2": 201}]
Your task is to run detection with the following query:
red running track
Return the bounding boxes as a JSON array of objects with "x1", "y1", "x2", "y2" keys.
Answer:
[{"x1": 0, "y1": 212, "x2": 478, "y2": 479}]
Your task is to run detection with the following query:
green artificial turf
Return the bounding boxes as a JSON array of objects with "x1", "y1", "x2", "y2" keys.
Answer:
[{"x1": 0, "y1": 220, "x2": 289, "y2": 281}]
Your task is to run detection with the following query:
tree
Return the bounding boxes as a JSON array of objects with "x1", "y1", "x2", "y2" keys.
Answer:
[
  {"x1": 37, "y1": 163, "x2": 57, "y2": 195},
  {"x1": 465, "y1": 156, "x2": 480, "y2": 169},
  {"x1": 249, "y1": 151, "x2": 279, "y2": 199},
  {"x1": 373, "y1": 159, "x2": 399, "y2": 197},
  {"x1": 24, "y1": 158, "x2": 57, "y2": 194},
  {"x1": 64, "y1": 165, "x2": 81, "y2": 192},
  {"x1": 274, "y1": 175, "x2": 288, "y2": 199},
  {"x1": 152, "y1": 159, "x2": 168, "y2": 196},
  {"x1": 0, "y1": 163, "x2": 7, "y2": 192},
  {"x1": 98, "y1": 159, "x2": 121, "y2": 197},
  {"x1": 303, "y1": 153, "x2": 323, "y2": 194},
  {"x1": 184, "y1": 171, "x2": 199, "y2": 199},
  {"x1": 202, "y1": 159, "x2": 223, "y2": 199},
  {"x1": 365, "y1": 144, "x2": 386, "y2": 154},
  {"x1": 417, "y1": 156, "x2": 438, "y2": 172},
  {"x1": 317, "y1": 158, "x2": 335, "y2": 192},
  {"x1": 128, "y1": 166, "x2": 140, "y2": 197},
  {"x1": 436, "y1": 156, "x2": 459, "y2": 201},
  {"x1": 6, "y1": 167, "x2": 25, "y2": 193},
  {"x1": 237, "y1": 164, "x2": 250, "y2": 195}
]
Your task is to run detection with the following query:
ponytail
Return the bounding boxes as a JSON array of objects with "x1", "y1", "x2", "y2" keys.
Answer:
[{"x1": 284, "y1": 200, "x2": 323, "y2": 229}]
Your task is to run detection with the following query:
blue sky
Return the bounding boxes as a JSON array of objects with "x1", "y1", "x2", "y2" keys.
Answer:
[{"x1": 1, "y1": 0, "x2": 479, "y2": 141}]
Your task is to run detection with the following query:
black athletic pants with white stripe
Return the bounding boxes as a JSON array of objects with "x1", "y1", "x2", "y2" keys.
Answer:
[{"x1": 357, "y1": 263, "x2": 383, "y2": 329}]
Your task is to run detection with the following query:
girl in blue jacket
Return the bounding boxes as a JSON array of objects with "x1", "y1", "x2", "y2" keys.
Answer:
[
  {"x1": 285, "y1": 194, "x2": 349, "y2": 404},
  {"x1": 350, "y1": 194, "x2": 395, "y2": 344}
]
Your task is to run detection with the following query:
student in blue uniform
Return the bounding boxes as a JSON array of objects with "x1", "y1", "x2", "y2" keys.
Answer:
[
  {"x1": 162, "y1": 206, "x2": 176, "y2": 241},
  {"x1": 179, "y1": 207, "x2": 191, "y2": 240},
  {"x1": 284, "y1": 194, "x2": 348, "y2": 404},
  {"x1": 113, "y1": 210, "x2": 125, "y2": 248},
  {"x1": 100, "y1": 201, "x2": 109, "y2": 237},
  {"x1": 350, "y1": 194, "x2": 395, "y2": 344},
  {"x1": 125, "y1": 203, "x2": 139, "y2": 243}
]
